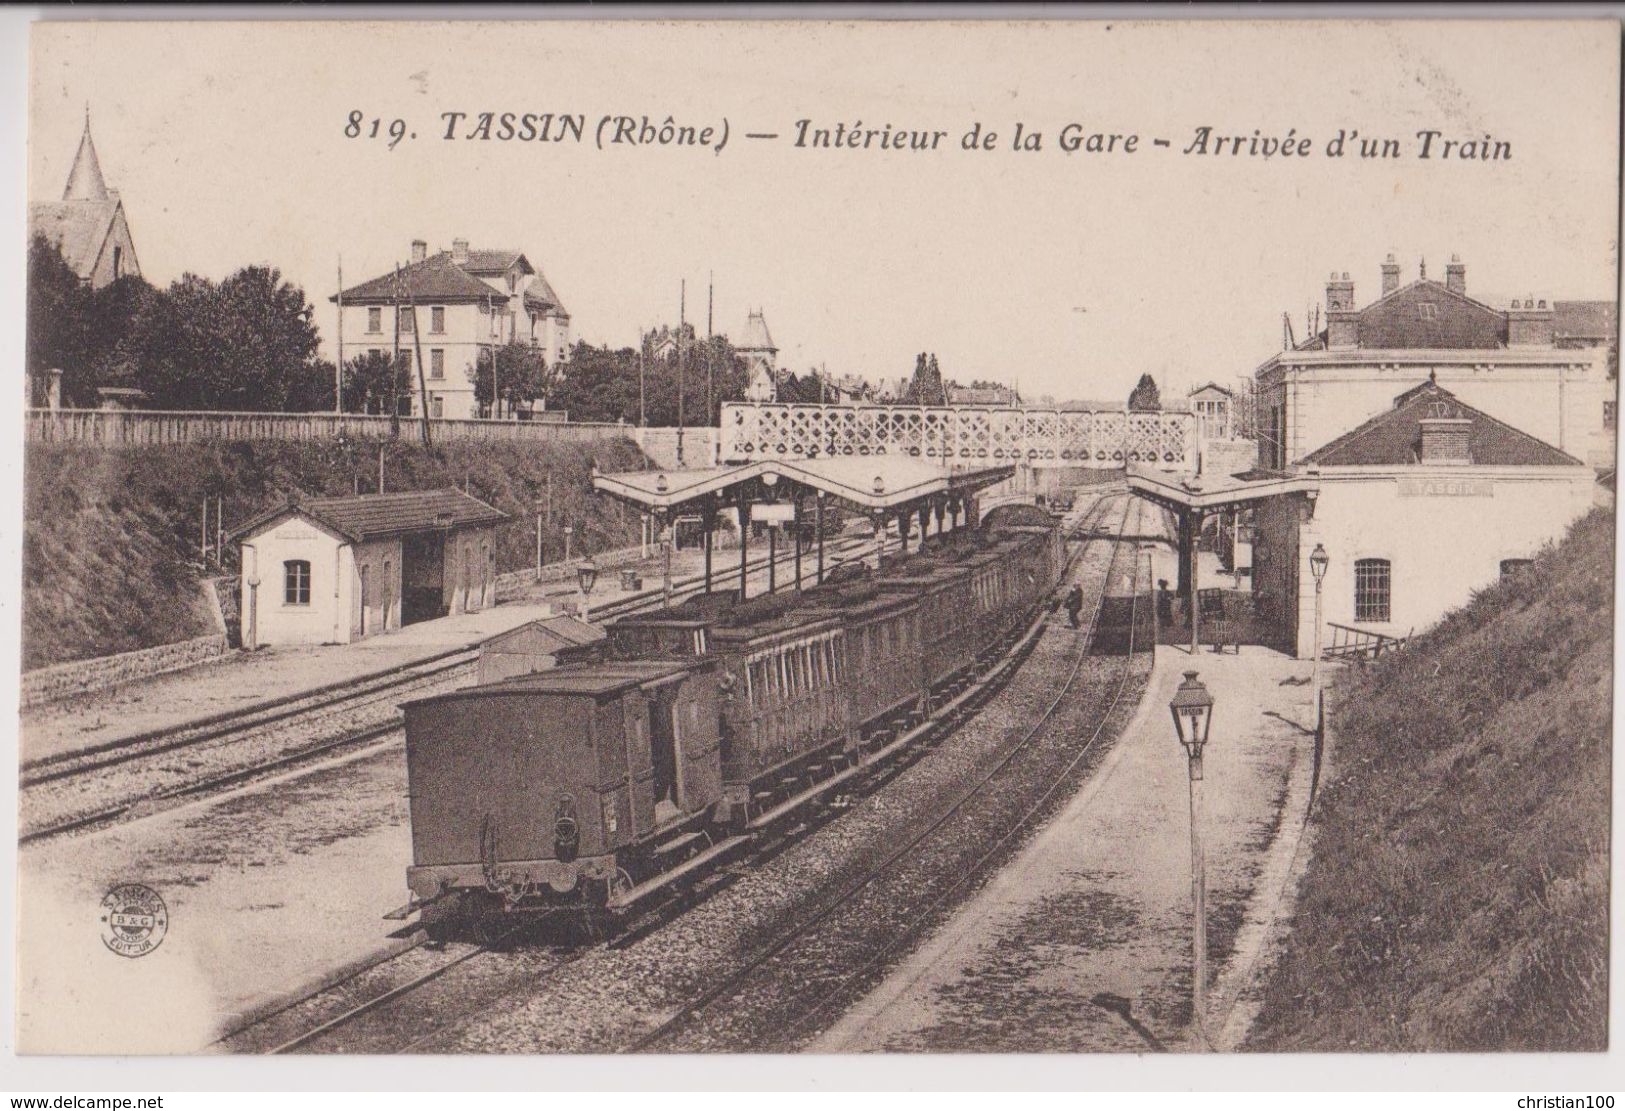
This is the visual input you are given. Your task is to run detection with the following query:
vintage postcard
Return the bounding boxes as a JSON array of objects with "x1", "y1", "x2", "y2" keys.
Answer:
[{"x1": 10, "y1": 13, "x2": 1620, "y2": 1084}]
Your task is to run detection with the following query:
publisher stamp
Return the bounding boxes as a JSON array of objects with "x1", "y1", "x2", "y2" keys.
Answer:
[{"x1": 99, "y1": 884, "x2": 168, "y2": 958}]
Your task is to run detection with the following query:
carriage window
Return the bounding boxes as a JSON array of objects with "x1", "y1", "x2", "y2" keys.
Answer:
[
  {"x1": 284, "y1": 560, "x2": 311, "y2": 605},
  {"x1": 1354, "y1": 558, "x2": 1391, "y2": 623}
]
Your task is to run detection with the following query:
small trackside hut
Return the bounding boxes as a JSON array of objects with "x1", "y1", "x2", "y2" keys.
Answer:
[{"x1": 231, "y1": 488, "x2": 510, "y2": 649}]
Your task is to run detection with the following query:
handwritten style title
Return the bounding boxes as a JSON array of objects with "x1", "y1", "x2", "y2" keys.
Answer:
[{"x1": 344, "y1": 110, "x2": 1513, "y2": 163}]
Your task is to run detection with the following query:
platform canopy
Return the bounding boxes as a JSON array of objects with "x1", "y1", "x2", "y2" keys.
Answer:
[
  {"x1": 592, "y1": 457, "x2": 1015, "y2": 515},
  {"x1": 1126, "y1": 465, "x2": 1319, "y2": 515}
]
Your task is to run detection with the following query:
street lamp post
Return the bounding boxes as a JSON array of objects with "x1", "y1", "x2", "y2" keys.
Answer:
[
  {"x1": 1169, "y1": 670, "x2": 1216, "y2": 1051},
  {"x1": 1309, "y1": 542, "x2": 1329, "y2": 724},
  {"x1": 576, "y1": 558, "x2": 598, "y2": 620}
]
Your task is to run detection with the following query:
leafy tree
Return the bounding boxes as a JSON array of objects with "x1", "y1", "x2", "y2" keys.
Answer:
[
  {"x1": 27, "y1": 235, "x2": 93, "y2": 405},
  {"x1": 1128, "y1": 372, "x2": 1163, "y2": 412},
  {"x1": 471, "y1": 342, "x2": 559, "y2": 416},
  {"x1": 26, "y1": 235, "x2": 157, "y2": 407},
  {"x1": 904, "y1": 352, "x2": 946, "y2": 406},
  {"x1": 110, "y1": 265, "x2": 324, "y2": 411},
  {"x1": 341, "y1": 351, "x2": 409, "y2": 414}
]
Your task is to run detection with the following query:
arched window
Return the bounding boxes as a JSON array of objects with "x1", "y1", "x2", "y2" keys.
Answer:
[
  {"x1": 1353, "y1": 558, "x2": 1390, "y2": 623},
  {"x1": 284, "y1": 560, "x2": 311, "y2": 605}
]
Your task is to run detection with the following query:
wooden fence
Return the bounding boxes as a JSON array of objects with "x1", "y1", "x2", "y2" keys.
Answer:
[{"x1": 24, "y1": 408, "x2": 639, "y2": 448}]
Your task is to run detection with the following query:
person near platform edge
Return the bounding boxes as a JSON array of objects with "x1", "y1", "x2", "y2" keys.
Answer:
[{"x1": 1064, "y1": 584, "x2": 1085, "y2": 629}]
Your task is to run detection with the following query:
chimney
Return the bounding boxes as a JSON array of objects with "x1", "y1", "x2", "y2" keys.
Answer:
[
  {"x1": 451, "y1": 238, "x2": 470, "y2": 266},
  {"x1": 1419, "y1": 416, "x2": 1473, "y2": 464},
  {"x1": 411, "y1": 239, "x2": 427, "y2": 264},
  {"x1": 1326, "y1": 270, "x2": 1359, "y2": 348},
  {"x1": 1507, "y1": 295, "x2": 1555, "y2": 346},
  {"x1": 1446, "y1": 254, "x2": 1466, "y2": 296},
  {"x1": 1381, "y1": 253, "x2": 1400, "y2": 296}
]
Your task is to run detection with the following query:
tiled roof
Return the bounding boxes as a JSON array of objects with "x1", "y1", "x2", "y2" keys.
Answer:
[
  {"x1": 739, "y1": 310, "x2": 775, "y2": 351},
  {"x1": 1351, "y1": 279, "x2": 1507, "y2": 349},
  {"x1": 232, "y1": 488, "x2": 510, "y2": 543},
  {"x1": 332, "y1": 252, "x2": 503, "y2": 304},
  {"x1": 1553, "y1": 300, "x2": 1618, "y2": 342},
  {"x1": 1302, "y1": 382, "x2": 1582, "y2": 467},
  {"x1": 524, "y1": 272, "x2": 567, "y2": 315},
  {"x1": 29, "y1": 199, "x2": 122, "y2": 280},
  {"x1": 458, "y1": 249, "x2": 531, "y2": 276}
]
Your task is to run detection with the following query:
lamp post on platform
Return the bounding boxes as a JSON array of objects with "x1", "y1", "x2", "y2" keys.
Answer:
[
  {"x1": 1309, "y1": 542, "x2": 1329, "y2": 722},
  {"x1": 1169, "y1": 669, "x2": 1215, "y2": 1051},
  {"x1": 576, "y1": 557, "x2": 598, "y2": 620}
]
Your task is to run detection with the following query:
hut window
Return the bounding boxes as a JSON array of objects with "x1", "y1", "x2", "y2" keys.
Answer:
[
  {"x1": 1353, "y1": 558, "x2": 1391, "y2": 623},
  {"x1": 284, "y1": 560, "x2": 311, "y2": 605}
]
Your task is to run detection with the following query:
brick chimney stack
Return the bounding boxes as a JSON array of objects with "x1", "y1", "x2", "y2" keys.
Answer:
[
  {"x1": 1507, "y1": 296, "x2": 1555, "y2": 346},
  {"x1": 411, "y1": 239, "x2": 427, "y2": 264},
  {"x1": 1381, "y1": 253, "x2": 1401, "y2": 296},
  {"x1": 1446, "y1": 254, "x2": 1466, "y2": 296},
  {"x1": 452, "y1": 238, "x2": 470, "y2": 266},
  {"x1": 1327, "y1": 271, "x2": 1359, "y2": 349}
]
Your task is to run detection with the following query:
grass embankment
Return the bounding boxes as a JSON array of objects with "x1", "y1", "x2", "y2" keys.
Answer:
[
  {"x1": 23, "y1": 437, "x2": 649, "y2": 670},
  {"x1": 1248, "y1": 508, "x2": 1612, "y2": 1052}
]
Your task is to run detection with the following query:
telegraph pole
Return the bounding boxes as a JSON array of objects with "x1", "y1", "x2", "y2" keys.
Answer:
[
  {"x1": 678, "y1": 280, "x2": 687, "y2": 466},
  {"x1": 335, "y1": 256, "x2": 344, "y2": 414}
]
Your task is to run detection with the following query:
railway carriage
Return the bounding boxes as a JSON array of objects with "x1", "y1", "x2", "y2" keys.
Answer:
[
  {"x1": 791, "y1": 582, "x2": 923, "y2": 744},
  {"x1": 398, "y1": 504, "x2": 1069, "y2": 925},
  {"x1": 710, "y1": 610, "x2": 849, "y2": 826},
  {"x1": 404, "y1": 659, "x2": 721, "y2": 924}
]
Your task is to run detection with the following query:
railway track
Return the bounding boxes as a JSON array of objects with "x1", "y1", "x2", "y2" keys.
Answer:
[
  {"x1": 626, "y1": 494, "x2": 1151, "y2": 1053},
  {"x1": 20, "y1": 533, "x2": 874, "y2": 846},
  {"x1": 229, "y1": 492, "x2": 1134, "y2": 1055}
]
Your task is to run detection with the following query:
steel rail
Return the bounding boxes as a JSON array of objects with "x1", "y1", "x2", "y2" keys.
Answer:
[
  {"x1": 623, "y1": 494, "x2": 1139, "y2": 1053},
  {"x1": 235, "y1": 495, "x2": 1120, "y2": 1056},
  {"x1": 770, "y1": 510, "x2": 1153, "y2": 1049}
]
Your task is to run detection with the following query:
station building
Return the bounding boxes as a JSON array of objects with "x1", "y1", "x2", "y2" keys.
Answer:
[
  {"x1": 1133, "y1": 378, "x2": 1599, "y2": 659},
  {"x1": 231, "y1": 489, "x2": 510, "y2": 648},
  {"x1": 1255, "y1": 256, "x2": 1616, "y2": 471}
]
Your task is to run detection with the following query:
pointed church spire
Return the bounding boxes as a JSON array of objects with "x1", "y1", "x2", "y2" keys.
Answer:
[{"x1": 63, "y1": 110, "x2": 109, "y2": 202}]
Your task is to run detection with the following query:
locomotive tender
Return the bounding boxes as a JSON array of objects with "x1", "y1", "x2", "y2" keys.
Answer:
[{"x1": 401, "y1": 504, "x2": 1066, "y2": 930}]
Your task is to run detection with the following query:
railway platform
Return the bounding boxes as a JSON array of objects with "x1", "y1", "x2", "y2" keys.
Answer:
[
  {"x1": 19, "y1": 540, "x2": 767, "y2": 767},
  {"x1": 813, "y1": 638, "x2": 1322, "y2": 1052}
]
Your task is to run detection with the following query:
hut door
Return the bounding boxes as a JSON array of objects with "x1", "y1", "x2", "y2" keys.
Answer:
[{"x1": 650, "y1": 692, "x2": 680, "y2": 821}]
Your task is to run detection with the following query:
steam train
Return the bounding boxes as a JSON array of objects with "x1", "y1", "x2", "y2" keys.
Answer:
[{"x1": 399, "y1": 503, "x2": 1069, "y2": 934}]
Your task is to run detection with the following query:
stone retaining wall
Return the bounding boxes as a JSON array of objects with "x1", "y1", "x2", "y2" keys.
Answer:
[
  {"x1": 21, "y1": 633, "x2": 231, "y2": 708},
  {"x1": 493, "y1": 543, "x2": 650, "y2": 601}
]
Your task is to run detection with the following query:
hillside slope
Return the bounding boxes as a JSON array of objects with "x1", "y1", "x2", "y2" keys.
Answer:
[
  {"x1": 1247, "y1": 508, "x2": 1612, "y2": 1052},
  {"x1": 23, "y1": 436, "x2": 648, "y2": 670}
]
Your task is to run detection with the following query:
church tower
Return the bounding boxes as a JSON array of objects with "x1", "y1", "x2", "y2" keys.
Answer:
[
  {"x1": 737, "y1": 309, "x2": 779, "y2": 402},
  {"x1": 29, "y1": 109, "x2": 141, "y2": 288}
]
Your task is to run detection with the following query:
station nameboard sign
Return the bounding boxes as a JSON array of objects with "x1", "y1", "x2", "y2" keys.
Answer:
[
  {"x1": 1397, "y1": 477, "x2": 1494, "y2": 498},
  {"x1": 753, "y1": 503, "x2": 797, "y2": 524}
]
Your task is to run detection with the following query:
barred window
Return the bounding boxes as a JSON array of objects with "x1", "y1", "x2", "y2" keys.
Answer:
[
  {"x1": 1353, "y1": 558, "x2": 1390, "y2": 623},
  {"x1": 284, "y1": 560, "x2": 311, "y2": 606}
]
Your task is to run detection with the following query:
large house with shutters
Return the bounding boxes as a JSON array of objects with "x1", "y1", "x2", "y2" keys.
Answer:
[{"x1": 332, "y1": 238, "x2": 572, "y2": 420}]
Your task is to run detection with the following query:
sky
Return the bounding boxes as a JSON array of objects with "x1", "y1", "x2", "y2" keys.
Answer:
[{"x1": 26, "y1": 18, "x2": 1622, "y2": 406}]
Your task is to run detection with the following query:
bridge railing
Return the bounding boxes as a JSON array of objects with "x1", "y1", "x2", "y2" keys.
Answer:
[{"x1": 719, "y1": 402, "x2": 1196, "y2": 469}]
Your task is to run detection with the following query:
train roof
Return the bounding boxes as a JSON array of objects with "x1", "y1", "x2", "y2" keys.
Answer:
[
  {"x1": 404, "y1": 658, "x2": 705, "y2": 706},
  {"x1": 711, "y1": 606, "x2": 843, "y2": 646}
]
